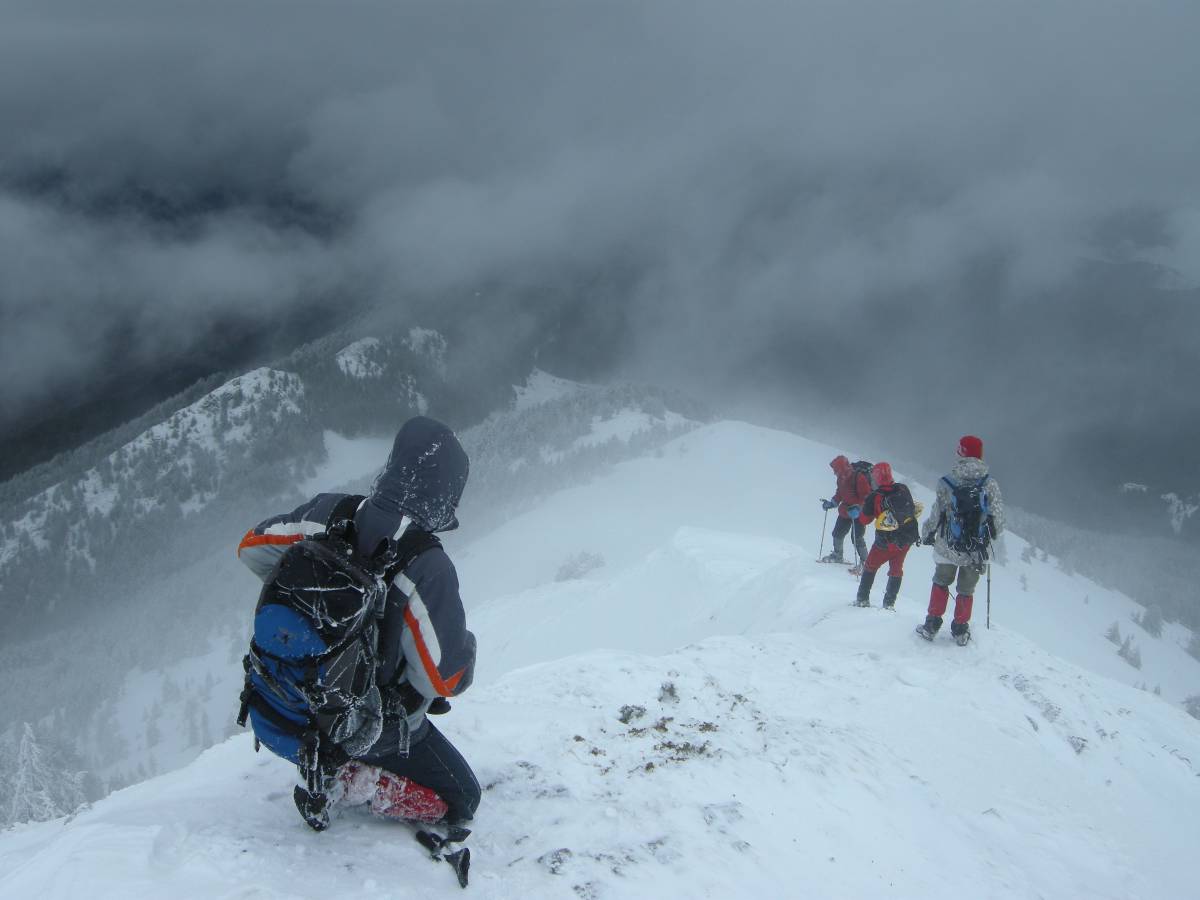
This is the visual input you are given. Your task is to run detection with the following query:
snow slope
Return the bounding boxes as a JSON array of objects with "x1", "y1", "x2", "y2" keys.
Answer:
[{"x1": 3, "y1": 421, "x2": 1198, "y2": 899}]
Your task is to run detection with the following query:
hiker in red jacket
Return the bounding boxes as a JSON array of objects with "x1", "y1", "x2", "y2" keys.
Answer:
[
  {"x1": 820, "y1": 455, "x2": 872, "y2": 565},
  {"x1": 850, "y1": 462, "x2": 921, "y2": 609}
]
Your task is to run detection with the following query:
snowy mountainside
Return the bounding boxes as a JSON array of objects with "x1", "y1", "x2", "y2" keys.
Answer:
[
  {"x1": 457, "y1": 422, "x2": 1200, "y2": 703},
  {"x1": 457, "y1": 370, "x2": 705, "y2": 534},
  {"x1": 2, "y1": 421, "x2": 1198, "y2": 898},
  {"x1": 0, "y1": 366, "x2": 304, "y2": 566},
  {"x1": 0, "y1": 328, "x2": 448, "y2": 641},
  {"x1": 0, "y1": 369, "x2": 707, "y2": 809}
]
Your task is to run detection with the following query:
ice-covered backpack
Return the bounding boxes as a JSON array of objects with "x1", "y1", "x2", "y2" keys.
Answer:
[
  {"x1": 236, "y1": 495, "x2": 439, "y2": 813},
  {"x1": 941, "y1": 475, "x2": 992, "y2": 558}
]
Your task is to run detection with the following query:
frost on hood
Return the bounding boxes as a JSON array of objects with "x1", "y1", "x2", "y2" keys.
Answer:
[{"x1": 355, "y1": 417, "x2": 469, "y2": 550}]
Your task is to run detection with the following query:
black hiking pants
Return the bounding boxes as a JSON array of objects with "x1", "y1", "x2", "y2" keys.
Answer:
[
  {"x1": 358, "y1": 717, "x2": 481, "y2": 824},
  {"x1": 831, "y1": 515, "x2": 868, "y2": 561}
]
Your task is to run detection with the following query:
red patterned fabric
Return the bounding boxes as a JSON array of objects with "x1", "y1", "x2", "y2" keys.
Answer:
[
  {"x1": 371, "y1": 770, "x2": 449, "y2": 823},
  {"x1": 335, "y1": 762, "x2": 449, "y2": 823}
]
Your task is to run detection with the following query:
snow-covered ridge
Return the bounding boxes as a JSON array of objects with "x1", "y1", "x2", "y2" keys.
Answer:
[
  {"x1": 335, "y1": 337, "x2": 385, "y2": 379},
  {"x1": 512, "y1": 368, "x2": 585, "y2": 412},
  {"x1": 3, "y1": 615, "x2": 1197, "y2": 898},
  {"x1": 39, "y1": 419, "x2": 1198, "y2": 825},
  {"x1": 5, "y1": 407, "x2": 1199, "y2": 900},
  {"x1": 404, "y1": 327, "x2": 447, "y2": 376},
  {"x1": 460, "y1": 373, "x2": 705, "y2": 524},
  {"x1": 0, "y1": 368, "x2": 304, "y2": 565}
]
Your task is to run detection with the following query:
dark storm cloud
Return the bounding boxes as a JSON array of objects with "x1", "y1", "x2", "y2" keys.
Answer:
[{"x1": 3, "y1": 0, "x2": 1200, "y2": 507}]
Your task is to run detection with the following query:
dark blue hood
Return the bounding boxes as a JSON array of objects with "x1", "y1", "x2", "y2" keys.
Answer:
[{"x1": 354, "y1": 416, "x2": 469, "y2": 555}]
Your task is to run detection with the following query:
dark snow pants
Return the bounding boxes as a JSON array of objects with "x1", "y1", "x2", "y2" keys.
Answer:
[
  {"x1": 358, "y1": 718, "x2": 481, "y2": 824},
  {"x1": 831, "y1": 515, "x2": 868, "y2": 562}
]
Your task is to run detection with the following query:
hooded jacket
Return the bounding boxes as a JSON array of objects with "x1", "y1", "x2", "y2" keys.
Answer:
[
  {"x1": 853, "y1": 464, "x2": 920, "y2": 546},
  {"x1": 237, "y1": 417, "x2": 476, "y2": 744},
  {"x1": 830, "y1": 456, "x2": 873, "y2": 518},
  {"x1": 920, "y1": 456, "x2": 1006, "y2": 567}
]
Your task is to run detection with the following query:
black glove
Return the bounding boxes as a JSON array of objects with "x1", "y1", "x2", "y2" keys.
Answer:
[
  {"x1": 427, "y1": 697, "x2": 452, "y2": 715},
  {"x1": 923, "y1": 534, "x2": 936, "y2": 546},
  {"x1": 821, "y1": 499, "x2": 837, "y2": 510}
]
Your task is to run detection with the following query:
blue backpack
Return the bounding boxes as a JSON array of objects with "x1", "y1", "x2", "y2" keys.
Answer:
[
  {"x1": 237, "y1": 496, "x2": 438, "y2": 804},
  {"x1": 941, "y1": 475, "x2": 992, "y2": 558}
]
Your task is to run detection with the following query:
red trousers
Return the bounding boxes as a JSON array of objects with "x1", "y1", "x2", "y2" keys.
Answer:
[
  {"x1": 928, "y1": 584, "x2": 974, "y2": 624},
  {"x1": 863, "y1": 542, "x2": 912, "y2": 577}
]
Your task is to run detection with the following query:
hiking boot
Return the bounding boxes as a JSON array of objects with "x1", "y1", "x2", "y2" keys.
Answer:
[
  {"x1": 881, "y1": 576, "x2": 902, "y2": 610},
  {"x1": 855, "y1": 569, "x2": 876, "y2": 607},
  {"x1": 951, "y1": 622, "x2": 971, "y2": 646},
  {"x1": 294, "y1": 785, "x2": 331, "y2": 831},
  {"x1": 820, "y1": 552, "x2": 845, "y2": 564},
  {"x1": 915, "y1": 615, "x2": 942, "y2": 641}
]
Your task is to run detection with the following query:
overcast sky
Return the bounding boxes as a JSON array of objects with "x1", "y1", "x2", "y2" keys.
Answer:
[{"x1": 2, "y1": 0, "x2": 1199, "y2": 514}]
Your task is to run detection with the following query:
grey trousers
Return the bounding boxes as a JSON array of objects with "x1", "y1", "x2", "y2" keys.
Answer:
[{"x1": 932, "y1": 562, "x2": 984, "y2": 595}]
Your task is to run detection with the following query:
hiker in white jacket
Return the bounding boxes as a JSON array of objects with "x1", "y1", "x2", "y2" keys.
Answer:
[{"x1": 916, "y1": 435, "x2": 1005, "y2": 645}]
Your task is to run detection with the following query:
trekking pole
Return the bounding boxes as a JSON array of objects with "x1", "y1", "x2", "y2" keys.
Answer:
[
  {"x1": 986, "y1": 563, "x2": 992, "y2": 629},
  {"x1": 819, "y1": 506, "x2": 829, "y2": 559}
]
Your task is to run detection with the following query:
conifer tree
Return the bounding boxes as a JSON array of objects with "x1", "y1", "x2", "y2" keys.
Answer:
[{"x1": 6, "y1": 723, "x2": 85, "y2": 825}]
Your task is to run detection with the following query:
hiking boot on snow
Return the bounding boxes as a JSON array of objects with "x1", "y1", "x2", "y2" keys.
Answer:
[
  {"x1": 855, "y1": 569, "x2": 876, "y2": 607},
  {"x1": 915, "y1": 615, "x2": 942, "y2": 641},
  {"x1": 881, "y1": 576, "x2": 902, "y2": 610},
  {"x1": 951, "y1": 622, "x2": 971, "y2": 646},
  {"x1": 294, "y1": 785, "x2": 331, "y2": 831},
  {"x1": 820, "y1": 552, "x2": 845, "y2": 564}
]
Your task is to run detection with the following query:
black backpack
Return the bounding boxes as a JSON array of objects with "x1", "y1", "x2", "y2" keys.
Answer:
[
  {"x1": 236, "y1": 495, "x2": 439, "y2": 815},
  {"x1": 850, "y1": 460, "x2": 873, "y2": 479},
  {"x1": 882, "y1": 483, "x2": 917, "y2": 526},
  {"x1": 941, "y1": 475, "x2": 992, "y2": 558}
]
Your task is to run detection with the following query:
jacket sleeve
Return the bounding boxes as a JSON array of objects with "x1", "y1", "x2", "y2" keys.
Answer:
[
  {"x1": 854, "y1": 491, "x2": 882, "y2": 524},
  {"x1": 236, "y1": 493, "x2": 351, "y2": 583},
  {"x1": 388, "y1": 548, "x2": 476, "y2": 699}
]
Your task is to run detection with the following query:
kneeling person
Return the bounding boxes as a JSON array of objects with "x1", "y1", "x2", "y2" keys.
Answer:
[{"x1": 237, "y1": 416, "x2": 480, "y2": 831}]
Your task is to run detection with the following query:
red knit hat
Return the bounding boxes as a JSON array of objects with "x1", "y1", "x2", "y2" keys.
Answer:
[{"x1": 957, "y1": 435, "x2": 983, "y2": 459}]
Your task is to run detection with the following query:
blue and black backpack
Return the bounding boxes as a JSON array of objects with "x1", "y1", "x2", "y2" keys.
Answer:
[
  {"x1": 236, "y1": 494, "x2": 438, "y2": 823},
  {"x1": 941, "y1": 475, "x2": 993, "y2": 559}
]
